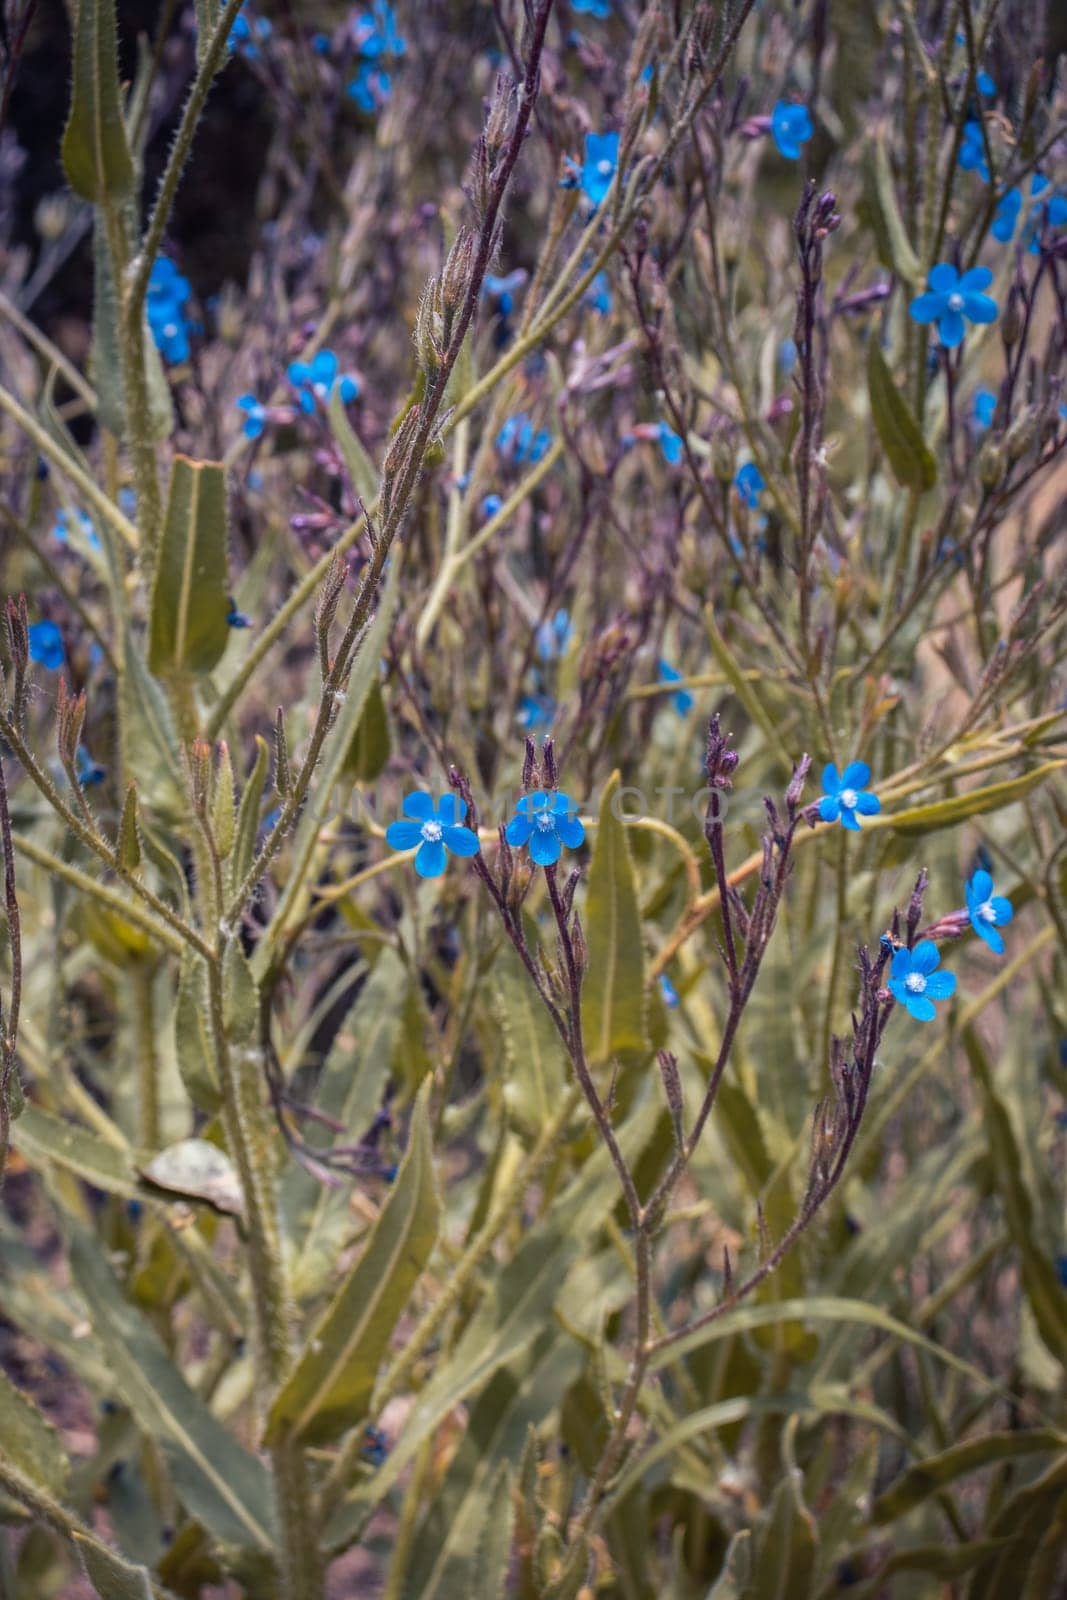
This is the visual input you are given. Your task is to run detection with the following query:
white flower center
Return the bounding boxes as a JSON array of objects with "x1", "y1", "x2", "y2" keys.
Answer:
[
  {"x1": 904, "y1": 972, "x2": 927, "y2": 994},
  {"x1": 313, "y1": 382, "x2": 328, "y2": 397},
  {"x1": 420, "y1": 820, "x2": 443, "y2": 843},
  {"x1": 840, "y1": 788, "x2": 858, "y2": 809},
  {"x1": 597, "y1": 159, "x2": 613, "y2": 176},
  {"x1": 978, "y1": 899, "x2": 997, "y2": 924},
  {"x1": 535, "y1": 811, "x2": 555, "y2": 831},
  {"x1": 947, "y1": 292, "x2": 965, "y2": 312}
]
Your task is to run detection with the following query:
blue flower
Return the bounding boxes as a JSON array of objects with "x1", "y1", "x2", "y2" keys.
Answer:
[
  {"x1": 75, "y1": 746, "x2": 106, "y2": 788},
  {"x1": 147, "y1": 256, "x2": 193, "y2": 364},
  {"x1": 658, "y1": 659, "x2": 693, "y2": 716},
  {"x1": 778, "y1": 338, "x2": 797, "y2": 375},
  {"x1": 54, "y1": 508, "x2": 100, "y2": 551},
  {"x1": 735, "y1": 462, "x2": 765, "y2": 508},
  {"x1": 353, "y1": 1, "x2": 405, "y2": 58},
  {"x1": 496, "y1": 413, "x2": 551, "y2": 465},
  {"x1": 965, "y1": 869, "x2": 1013, "y2": 955},
  {"x1": 976, "y1": 70, "x2": 997, "y2": 97},
  {"x1": 770, "y1": 101, "x2": 813, "y2": 160},
  {"x1": 287, "y1": 351, "x2": 359, "y2": 415},
  {"x1": 993, "y1": 175, "x2": 1067, "y2": 252},
  {"x1": 573, "y1": 0, "x2": 611, "y2": 13},
  {"x1": 818, "y1": 761, "x2": 880, "y2": 831},
  {"x1": 958, "y1": 120, "x2": 989, "y2": 182},
  {"x1": 236, "y1": 393, "x2": 268, "y2": 439},
  {"x1": 385, "y1": 792, "x2": 480, "y2": 878},
  {"x1": 518, "y1": 694, "x2": 555, "y2": 734},
  {"x1": 482, "y1": 270, "x2": 527, "y2": 320},
  {"x1": 226, "y1": 598, "x2": 253, "y2": 628},
  {"x1": 348, "y1": 63, "x2": 391, "y2": 112},
  {"x1": 973, "y1": 388, "x2": 997, "y2": 429},
  {"x1": 28, "y1": 619, "x2": 64, "y2": 669},
  {"x1": 888, "y1": 941, "x2": 956, "y2": 1022},
  {"x1": 580, "y1": 131, "x2": 620, "y2": 206},
  {"x1": 536, "y1": 609, "x2": 574, "y2": 662},
  {"x1": 505, "y1": 790, "x2": 585, "y2": 866},
  {"x1": 659, "y1": 974, "x2": 680, "y2": 1009},
  {"x1": 481, "y1": 494, "x2": 504, "y2": 519},
  {"x1": 909, "y1": 263, "x2": 998, "y2": 348},
  {"x1": 657, "y1": 422, "x2": 683, "y2": 464},
  {"x1": 227, "y1": 7, "x2": 271, "y2": 57},
  {"x1": 311, "y1": 31, "x2": 331, "y2": 53}
]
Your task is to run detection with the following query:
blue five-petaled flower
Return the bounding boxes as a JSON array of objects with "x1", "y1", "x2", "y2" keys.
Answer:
[
  {"x1": 819, "y1": 761, "x2": 880, "y2": 831},
  {"x1": 973, "y1": 389, "x2": 997, "y2": 429},
  {"x1": 771, "y1": 101, "x2": 813, "y2": 160},
  {"x1": 909, "y1": 263, "x2": 998, "y2": 348},
  {"x1": 735, "y1": 462, "x2": 765, "y2": 508},
  {"x1": 580, "y1": 131, "x2": 620, "y2": 207},
  {"x1": 237, "y1": 394, "x2": 268, "y2": 439},
  {"x1": 287, "y1": 351, "x2": 359, "y2": 415},
  {"x1": 965, "y1": 869, "x2": 1014, "y2": 955},
  {"x1": 386, "y1": 792, "x2": 480, "y2": 878},
  {"x1": 958, "y1": 120, "x2": 989, "y2": 182},
  {"x1": 505, "y1": 791, "x2": 585, "y2": 866},
  {"x1": 888, "y1": 941, "x2": 956, "y2": 1022}
]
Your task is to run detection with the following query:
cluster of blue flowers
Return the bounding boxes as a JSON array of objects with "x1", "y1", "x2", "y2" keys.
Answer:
[
  {"x1": 227, "y1": 6, "x2": 271, "y2": 58},
  {"x1": 992, "y1": 174, "x2": 1067, "y2": 253},
  {"x1": 147, "y1": 257, "x2": 194, "y2": 365},
  {"x1": 287, "y1": 350, "x2": 359, "y2": 416},
  {"x1": 496, "y1": 413, "x2": 551, "y2": 466},
  {"x1": 386, "y1": 788, "x2": 585, "y2": 877},
  {"x1": 347, "y1": 2, "x2": 406, "y2": 114}
]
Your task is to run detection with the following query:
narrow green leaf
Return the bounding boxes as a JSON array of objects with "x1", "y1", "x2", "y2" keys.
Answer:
[
  {"x1": 68, "y1": 1225, "x2": 276, "y2": 1550},
  {"x1": 341, "y1": 675, "x2": 391, "y2": 782},
  {"x1": 963, "y1": 1029, "x2": 1067, "y2": 1363},
  {"x1": 845, "y1": 1540, "x2": 1013, "y2": 1598},
  {"x1": 12, "y1": 1107, "x2": 139, "y2": 1200},
  {"x1": 61, "y1": 0, "x2": 135, "y2": 201},
  {"x1": 76, "y1": 1537, "x2": 154, "y2": 1600},
  {"x1": 867, "y1": 338, "x2": 937, "y2": 492},
  {"x1": 872, "y1": 1429, "x2": 1065, "y2": 1524},
  {"x1": 91, "y1": 216, "x2": 173, "y2": 441},
  {"x1": 230, "y1": 734, "x2": 270, "y2": 894},
  {"x1": 862, "y1": 138, "x2": 920, "y2": 284},
  {"x1": 148, "y1": 457, "x2": 231, "y2": 677},
  {"x1": 580, "y1": 770, "x2": 647, "y2": 1064},
  {"x1": 882, "y1": 762, "x2": 1065, "y2": 836},
  {"x1": 706, "y1": 1530, "x2": 752, "y2": 1598},
  {"x1": 328, "y1": 382, "x2": 379, "y2": 506},
  {"x1": 472, "y1": 1465, "x2": 516, "y2": 1600},
  {"x1": 121, "y1": 632, "x2": 185, "y2": 818},
  {"x1": 266, "y1": 1079, "x2": 440, "y2": 1446},
  {"x1": 0, "y1": 1368, "x2": 69, "y2": 1497},
  {"x1": 969, "y1": 1454, "x2": 1067, "y2": 1600},
  {"x1": 494, "y1": 940, "x2": 569, "y2": 1139},
  {"x1": 174, "y1": 955, "x2": 221, "y2": 1113},
  {"x1": 751, "y1": 1470, "x2": 817, "y2": 1600}
]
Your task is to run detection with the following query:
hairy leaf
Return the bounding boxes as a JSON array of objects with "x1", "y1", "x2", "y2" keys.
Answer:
[{"x1": 581, "y1": 771, "x2": 647, "y2": 1063}]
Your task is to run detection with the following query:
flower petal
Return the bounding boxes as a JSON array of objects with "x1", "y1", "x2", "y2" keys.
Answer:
[
  {"x1": 959, "y1": 265, "x2": 993, "y2": 292},
  {"x1": 968, "y1": 869, "x2": 993, "y2": 904},
  {"x1": 442, "y1": 823, "x2": 480, "y2": 857},
  {"x1": 911, "y1": 940, "x2": 941, "y2": 975},
  {"x1": 401, "y1": 790, "x2": 435, "y2": 820},
  {"x1": 437, "y1": 793, "x2": 467, "y2": 824},
  {"x1": 818, "y1": 795, "x2": 840, "y2": 823},
  {"x1": 853, "y1": 791, "x2": 881, "y2": 816},
  {"x1": 962, "y1": 292, "x2": 998, "y2": 324},
  {"x1": 890, "y1": 948, "x2": 913, "y2": 980},
  {"x1": 504, "y1": 814, "x2": 533, "y2": 847},
  {"x1": 928, "y1": 262, "x2": 959, "y2": 292},
  {"x1": 840, "y1": 760, "x2": 870, "y2": 790},
  {"x1": 554, "y1": 814, "x2": 586, "y2": 850},
  {"x1": 529, "y1": 827, "x2": 561, "y2": 866},
  {"x1": 909, "y1": 292, "x2": 944, "y2": 324},
  {"x1": 414, "y1": 839, "x2": 446, "y2": 878},
  {"x1": 938, "y1": 310, "x2": 966, "y2": 346},
  {"x1": 906, "y1": 994, "x2": 937, "y2": 1022},
  {"x1": 888, "y1": 978, "x2": 909, "y2": 1005},
  {"x1": 840, "y1": 808, "x2": 861, "y2": 831},
  {"x1": 923, "y1": 970, "x2": 956, "y2": 1000},
  {"x1": 517, "y1": 790, "x2": 549, "y2": 816},
  {"x1": 385, "y1": 819, "x2": 423, "y2": 850},
  {"x1": 990, "y1": 895, "x2": 1013, "y2": 925},
  {"x1": 821, "y1": 763, "x2": 840, "y2": 795},
  {"x1": 976, "y1": 922, "x2": 1005, "y2": 955},
  {"x1": 551, "y1": 792, "x2": 577, "y2": 816}
]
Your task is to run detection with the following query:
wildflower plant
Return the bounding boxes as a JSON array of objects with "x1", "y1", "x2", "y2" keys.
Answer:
[{"x1": 0, "y1": 2, "x2": 1066, "y2": 1599}]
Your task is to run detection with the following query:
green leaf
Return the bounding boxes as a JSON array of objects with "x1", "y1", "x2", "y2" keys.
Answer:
[
  {"x1": 91, "y1": 215, "x2": 173, "y2": 442},
  {"x1": 882, "y1": 762, "x2": 1065, "y2": 836},
  {"x1": 706, "y1": 1530, "x2": 752, "y2": 1598},
  {"x1": 61, "y1": 0, "x2": 135, "y2": 201},
  {"x1": 472, "y1": 1465, "x2": 516, "y2": 1600},
  {"x1": 580, "y1": 771, "x2": 647, "y2": 1064},
  {"x1": 265, "y1": 1079, "x2": 440, "y2": 1446},
  {"x1": 844, "y1": 1540, "x2": 1013, "y2": 1598},
  {"x1": 341, "y1": 675, "x2": 390, "y2": 782},
  {"x1": 121, "y1": 632, "x2": 185, "y2": 818},
  {"x1": 871, "y1": 1429, "x2": 1065, "y2": 1524},
  {"x1": 0, "y1": 1368, "x2": 69, "y2": 1497},
  {"x1": 493, "y1": 939, "x2": 569, "y2": 1139},
  {"x1": 148, "y1": 457, "x2": 231, "y2": 678},
  {"x1": 75, "y1": 1537, "x2": 154, "y2": 1600},
  {"x1": 68, "y1": 1225, "x2": 276, "y2": 1550},
  {"x1": 230, "y1": 735, "x2": 270, "y2": 895},
  {"x1": 174, "y1": 955, "x2": 221, "y2": 1113},
  {"x1": 963, "y1": 1029, "x2": 1067, "y2": 1364},
  {"x1": 283, "y1": 947, "x2": 408, "y2": 1300},
  {"x1": 12, "y1": 1107, "x2": 140, "y2": 1200},
  {"x1": 968, "y1": 1454, "x2": 1067, "y2": 1600},
  {"x1": 867, "y1": 338, "x2": 937, "y2": 492},
  {"x1": 328, "y1": 382, "x2": 379, "y2": 506},
  {"x1": 861, "y1": 138, "x2": 920, "y2": 284},
  {"x1": 751, "y1": 1470, "x2": 817, "y2": 1600}
]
